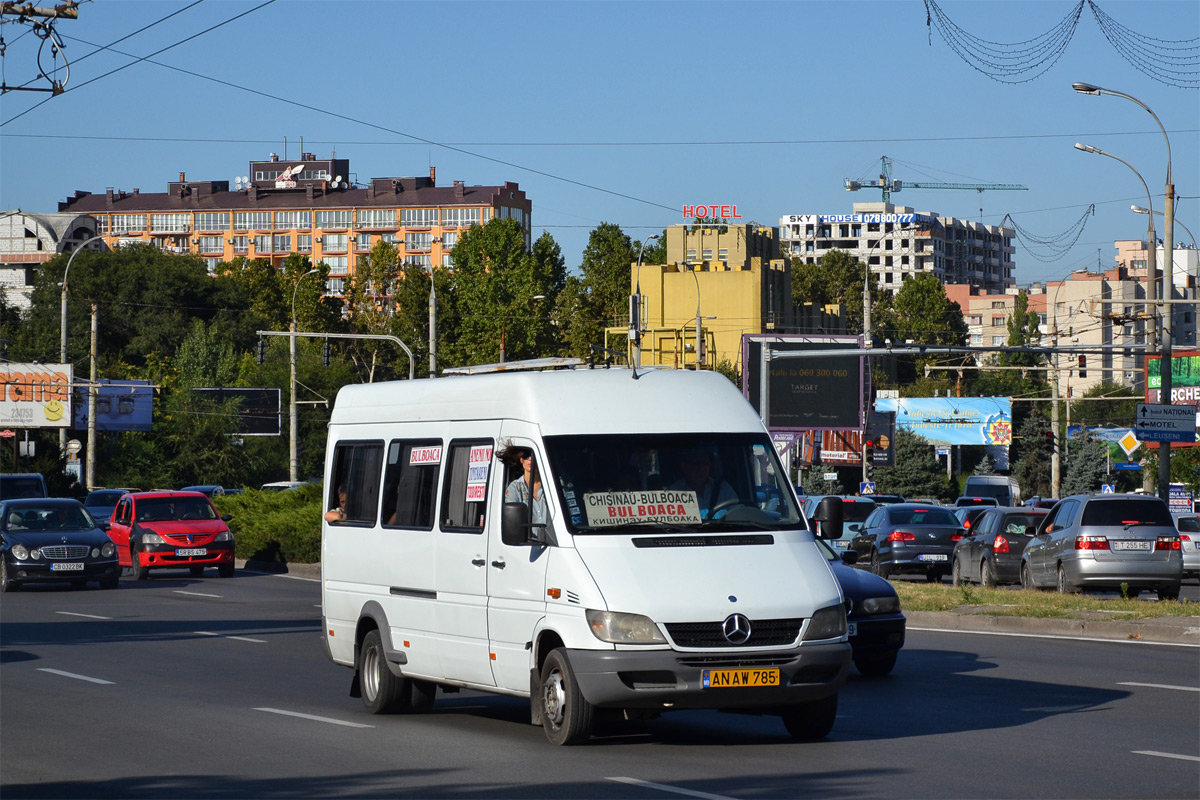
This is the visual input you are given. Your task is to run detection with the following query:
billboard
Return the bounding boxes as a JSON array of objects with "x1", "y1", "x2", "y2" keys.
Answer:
[
  {"x1": 742, "y1": 335, "x2": 865, "y2": 431},
  {"x1": 73, "y1": 380, "x2": 154, "y2": 432},
  {"x1": 0, "y1": 363, "x2": 73, "y2": 429},
  {"x1": 1144, "y1": 350, "x2": 1200, "y2": 447},
  {"x1": 874, "y1": 397, "x2": 1012, "y2": 447},
  {"x1": 191, "y1": 388, "x2": 281, "y2": 436}
]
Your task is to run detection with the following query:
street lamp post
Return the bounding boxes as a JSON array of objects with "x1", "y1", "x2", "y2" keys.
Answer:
[
  {"x1": 58, "y1": 232, "x2": 106, "y2": 454},
  {"x1": 428, "y1": 239, "x2": 441, "y2": 378},
  {"x1": 1073, "y1": 82, "x2": 1175, "y2": 502},
  {"x1": 630, "y1": 234, "x2": 660, "y2": 369},
  {"x1": 1132, "y1": 205, "x2": 1195, "y2": 248},
  {"x1": 290, "y1": 268, "x2": 320, "y2": 482}
]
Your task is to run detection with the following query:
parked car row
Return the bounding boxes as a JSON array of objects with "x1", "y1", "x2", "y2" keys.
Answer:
[{"x1": 0, "y1": 489, "x2": 235, "y2": 591}]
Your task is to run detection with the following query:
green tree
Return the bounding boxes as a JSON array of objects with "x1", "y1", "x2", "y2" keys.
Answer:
[
  {"x1": 560, "y1": 222, "x2": 637, "y2": 358},
  {"x1": 1062, "y1": 433, "x2": 1109, "y2": 494},
  {"x1": 882, "y1": 273, "x2": 968, "y2": 346},
  {"x1": 790, "y1": 250, "x2": 874, "y2": 334},
  {"x1": 1010, "y1": 410, "x2": 1052, "y2": 499},
  {"x1": 874, "y1": 428, "x2": 956, "y2": 502},
  {"x1": 344, "y1": 241, "x2": 408, "y2": 382},
  {"x1": 998, "y1": 290, "x2": 1042, "y2": 367}
]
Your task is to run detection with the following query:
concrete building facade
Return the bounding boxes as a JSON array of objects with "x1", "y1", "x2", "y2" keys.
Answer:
[
  {"x1": 779, "y1": 202, "x2": 1016, "y2": 295},
  {"x1": 0, "y1": 210, "x2": 101, "y2": 312}
]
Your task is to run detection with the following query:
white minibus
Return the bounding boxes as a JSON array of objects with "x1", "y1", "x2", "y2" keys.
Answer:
[{"x1": 321, "y1": 362, "x2": 848, "y2": 745}]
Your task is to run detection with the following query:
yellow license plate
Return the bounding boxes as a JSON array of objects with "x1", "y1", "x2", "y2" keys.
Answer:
[{"x1": 702, "y1": 668, "x2": 780, "y2": 688}]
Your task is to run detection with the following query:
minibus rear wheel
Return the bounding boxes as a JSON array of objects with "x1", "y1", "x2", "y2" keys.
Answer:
[
  {"x1": 540, "y1": 648, "x2": 594, "y2": 745},
  {"x1": 360, "y1": 630, "x2": 405, "y2": 714}
]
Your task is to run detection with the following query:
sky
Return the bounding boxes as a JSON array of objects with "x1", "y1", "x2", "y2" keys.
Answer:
[{"x1": 0, "y1": 0, "x2": 1197, "y2": 287}]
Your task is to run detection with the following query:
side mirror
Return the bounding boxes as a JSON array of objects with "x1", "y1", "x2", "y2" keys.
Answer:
[
  {"x1": 221, "y1": 514, "x2": 233, "y2": 522},
  {"x1": 1025, "y1": 525, "x2": 1038, "y2": 537},
  {"x1": 840, "y1": 549, "x2": 858, "y2": 565},
  {"x1": 811, "y1": 496, "x2": 843, "y2": 540},
  {"x1": 98, "y1": 521, "x2": 110, "y2": 532},
  {"x1": 501, "y1": 502, "x2": 551, "y2": 547}
]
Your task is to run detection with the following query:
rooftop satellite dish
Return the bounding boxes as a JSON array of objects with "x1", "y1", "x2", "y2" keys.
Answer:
[
  {"x1": 331, "y1": 175, "x2": 343, "y2": 188},
  {"x1": 242, "y1": 176, "x2": 250, "y2": 184}
]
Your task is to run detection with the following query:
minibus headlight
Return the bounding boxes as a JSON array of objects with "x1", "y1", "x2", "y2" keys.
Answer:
[
  {"x1": 802, "y1": 604, "x2": 847, "y2": 640},
  {"x1": 585, "y1": 610, "x2": 667, "y2": 644}
]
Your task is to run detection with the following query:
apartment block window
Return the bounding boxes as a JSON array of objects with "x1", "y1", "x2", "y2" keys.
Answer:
[
  {"x1": 991, "y1": 301, "x2": 1005, "y2": 309},
  {"x1": 355, "y1": 233, "x2": 372, "y2": 251},
  {"x1": 406, "y1": 254, "x2": 432, "y2": 269},
  {"x1": 254, "y1": 234, "x2": 273, "y2": 253},
  {"x1": 323, "y1": 256, "x2": 348, "y2": 273},
  {"x1": 442, "y1": 253, "x2": 453, "y2": 267},
  {"x1": 380, "y1": 233, "x2": 399, "y2": 244},
  {"x1": 273, "y1": 234, "x2": 292, "y2": 253},
  {"x1": 406, "y1": 232, "x2": 432, "y2": 251},
  {"x1": 297, "y1": 234, "x2": 312, "y2": 253},
  {"x1": 203, "y1": 258, "x2": 221, "y2": 274},
  {"x1": 323, "y1": 234, "x2": 348, "y2": 252},
  {"x1": 194, "y1": 212, "x2": 230, "y2": 232},
  {"x1": 357, "y1": 209, "x2": 396, "y2": 229},
  {"x1": 274, "y1": 211, "x2": 311, "y2": 230},
  {"x1": 232, "y1": 236, "x2": 249, "y2": 255},
  {"x1": 992, "y1": 316, "x2": 1005, "y2": 326},
  {"x1": 316, "y1": 210, "x2": 352, "y2": 230},
  {"x1": 234, "y1": 212, "x2": 270, "y2": 231},
  {"x1": 718, "y1": 249, "x2": 728, "y2": 262},
  {"x1": 702, "y1": 249, "x2": 712, "y2": 261},
  {"x1": 971, "y1": 334, "x2": 983, "y2": 345},
  {"x1": 440, "y1": 231, "x2": 458, "y2": 249},
  {"x1": 968, "y1": 314, "x2": 982, "y2": 325},
  {"x1": 197, "y1": 236, "x2": 223, "y2": 255},
  {"x1": 441, "y1": 207, "x2": 481, "y2": 228},
  {"x1": 326, "y1": 277, "x2": 345, "y2": 295},
  {"x1": 992, "y1": 336, "x2": 1005, "y2": 346},
  {"x1": 151, "y1": 213, "x2": 191, "y2": 233},
  {"x1": 95, "y1": 215, "x2": 110, "y2": 235},
  {"x1": 111, "y1": 215, "x2": 147, "y2": 234},
  {"x1": 400, "y1": 208, "x2": 437, "y2": 227},
  {"x1": 686, "y1": 249, "x2": 697, "y2": 262}
]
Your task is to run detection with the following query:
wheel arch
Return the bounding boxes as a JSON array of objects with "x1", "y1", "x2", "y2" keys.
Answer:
[{"x1": 354, "y1": 601, "x2": 405, "y2": 677}]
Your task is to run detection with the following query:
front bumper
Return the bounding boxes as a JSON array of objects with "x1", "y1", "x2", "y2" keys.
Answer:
[
  {"x1": 566, "y1": 641, "x2": 850, "y2": 711},
  {"x1": 848, "y1": 615, "x2": 906, "y2": 660},
  {"x1": 140, "y1": 540, "x2": 234, "y2": 568},
  {"x1": 8, "y1": 557, "x2": 121, "y2": 583}
]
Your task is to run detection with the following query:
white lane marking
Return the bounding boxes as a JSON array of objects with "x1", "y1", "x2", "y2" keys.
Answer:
[
  {"x1": 907, "y1": 626, "x2": 1199, "y2": 649},
  {"x1": 607, "y1": 778, "x2": 736, "y2": 800},
  {"x1": 1118, "y1": 682, "x2": 1200, "y2": 693},
  {"x1": 253, "y1": 707, "x2": 374, "y2": 728},
  {"x1": 174, "y1": 590, "x2": 222, "y2": 598},
  {"x1": 194, "y1": 631, "x2": 267, "y2": 643},
  {"x1": 56, "y1": 611, "x2": 112, "y2": 620},
  {"x1": 1133, "y1": 750, "x2": 1200, "y2": 763},
  {"x1": 275, "y1": 573, "x2": 320, "y2": 583},
  {"x1": 37, "y1": 668, "x2": 114, "y2": 685}
]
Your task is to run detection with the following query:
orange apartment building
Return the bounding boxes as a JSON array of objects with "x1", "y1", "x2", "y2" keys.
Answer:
[{"x1": 56, "y1": 153, "x2": 532, "y2": 295}]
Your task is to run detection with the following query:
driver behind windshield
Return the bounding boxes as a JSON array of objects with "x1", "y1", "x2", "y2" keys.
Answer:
[{"x1": 669, "y1": 447, "x2": 738, "y2": 520}]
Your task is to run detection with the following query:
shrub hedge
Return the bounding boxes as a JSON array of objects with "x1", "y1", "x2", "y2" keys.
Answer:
[{"x1": 214, "y1": 484, "x2": 323, "y2": 565}]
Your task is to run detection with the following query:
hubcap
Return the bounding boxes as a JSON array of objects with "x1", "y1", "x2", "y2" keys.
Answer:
[
  {"x1": 362, "y1": 646, "x2": 379, "y2": 701},
  {"x1": 543, "y1": 669, "x2": 566, "y2": 726}
]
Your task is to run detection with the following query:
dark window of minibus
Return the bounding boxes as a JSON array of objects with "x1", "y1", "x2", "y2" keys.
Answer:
[
  {"x1": 328, "y1": 440, "x2": 384, "y2": 525},
  {"x1": 440, "y1": 440, "x2": 492, "y2": 533},
  {"x1": 382, "y1": 440, "x2": 442, "y2": 529}
]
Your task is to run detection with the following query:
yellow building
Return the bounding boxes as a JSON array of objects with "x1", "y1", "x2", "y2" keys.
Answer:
[{"x1": 622, "y1": 224, "x2": 795, "y2": 372}]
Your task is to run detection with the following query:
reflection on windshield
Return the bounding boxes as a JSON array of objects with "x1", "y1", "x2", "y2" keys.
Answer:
[
  {"x1": 544, "y1": 433, "x2": 804, "y2": 534},
  {"x1": 135, "y1": 497, "x2": 217, "y2": 522}
]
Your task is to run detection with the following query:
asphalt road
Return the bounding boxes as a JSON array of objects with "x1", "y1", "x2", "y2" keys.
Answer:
[{"x1": 2, "y1": 567, "x2": 1197, "y2": 799}]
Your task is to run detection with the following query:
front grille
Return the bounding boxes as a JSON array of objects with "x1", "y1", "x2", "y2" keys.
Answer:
[
  {"x1": 676, "y1": 654, "x2": 795, "y2": 669},
  {"x1": 665, "y1": 618, "x2": 802, "y2": 648},
  {"x1": 164, "y1": 534, "x2": 207, "y2": 544},
  {"x1": 40, "y1": 545, "x2": 91, "y2": 559}
]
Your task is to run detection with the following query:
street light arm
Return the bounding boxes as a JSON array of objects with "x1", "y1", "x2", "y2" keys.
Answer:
[
  {"x1": 1074, "y1": 143, "x2": 1154, "y2": 220},
  {"x1": 1073, "y1": 82, "x2": 1171, "y2": 189}
]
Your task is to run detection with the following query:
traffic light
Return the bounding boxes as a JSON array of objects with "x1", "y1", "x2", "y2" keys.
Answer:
[
  {"x1": 864, "y1": 438, "x2": 875, "y2": 480},
  {"x1": 256, "y1": 338, "x2": 266, "y2": 365},
  {"x1": 1078, "y1": 354, "x2": 1086, "y2": 378},
  {"x1": 322, "y1": 340, "x2": 332, "y2": 367},
  {"x1": 1044, "y1": 429, "x2": 1057, "y2": 456}
]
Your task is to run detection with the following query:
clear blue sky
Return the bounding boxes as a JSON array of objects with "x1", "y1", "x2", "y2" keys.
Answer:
[{"x1": 1, "y1": 0, "x2": 1196, "y2": 287}]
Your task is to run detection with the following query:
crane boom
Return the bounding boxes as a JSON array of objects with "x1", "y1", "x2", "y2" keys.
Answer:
[{"x1": 845, "y1": 156, "x2": 1027, "y2": 202}]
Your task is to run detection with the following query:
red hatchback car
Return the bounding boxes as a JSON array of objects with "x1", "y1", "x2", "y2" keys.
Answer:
[{"x1": 107, "y1": 491, "x2": 235, "y2": 579}]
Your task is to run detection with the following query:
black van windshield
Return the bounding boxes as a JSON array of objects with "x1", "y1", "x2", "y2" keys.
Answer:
[{"x1": 543, "y1": 432, "x2": 804, "y2": 534}]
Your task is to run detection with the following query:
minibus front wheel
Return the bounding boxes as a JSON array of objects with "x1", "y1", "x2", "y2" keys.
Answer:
[{"x1": 540, "y1": 648, "x2": 594, "y2": 745}]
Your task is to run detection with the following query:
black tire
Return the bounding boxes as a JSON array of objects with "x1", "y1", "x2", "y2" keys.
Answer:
[
  {"x1": 980, "y1": 559, "x2": 996, "y2": 588},
  {"x1": 359, "y1": 630, "x2": 405, "y2": 714},
  {"x1": 408, "y1": 679, "x2": 437, "y2": 713},
  {"x1": 218, "y1": 562, "x2": 234, "y2": 578},
  {"x1": 1157, "y1": 583, "x2": 1180, "y2": 601},
  {"x1": 189, "y1": 566, "x2": 205, "y2": 577},
  {"x1": 540, "y1": 648, "x2": 594, "y2": 746},
  {"x1": 870, "y1": 550, "x2": 889, "y2": 579},
  {"x1": 951, "y1": 557, "x2": 965, "y2": 586},
  {"x1": 854, "y1": 652, "x2": 897, "y2": 678},
  {"x1": 1056, "y1": 564, "x2": 1077, "y2": 594},
  {"x1": 1, "y1": 559, "x2": 19, "y2": 592},
  {"x1": 781, "y1": 692, "x2": 838, "y2": 740},
  {"x1": 1021, "y1": 562, "x2": 1036, "y2": 591},
  {"x1": 131, "y1": 547, "x2": 150, "y2": 581}
]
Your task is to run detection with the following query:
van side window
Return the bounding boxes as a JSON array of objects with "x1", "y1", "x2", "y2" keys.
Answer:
[
  {"x1": 116, "y1": 499, "x2": 130, "y2": 525},
  {"x1": 440, "y1": 440, "x2": 492, "y2": 533},
  {"x1": 382, "y1": 440, "x2": 442, "y2": 529},
  {"x1": 328, "y1": 440, "x2": 384, "y2": 525}
]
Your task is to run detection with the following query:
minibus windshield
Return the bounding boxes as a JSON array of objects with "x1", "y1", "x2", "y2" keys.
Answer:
[{"x1": 543, "y1": 432, "x2": 805, "y2": 534}]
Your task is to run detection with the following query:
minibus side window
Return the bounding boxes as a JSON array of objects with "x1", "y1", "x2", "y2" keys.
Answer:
[
  {"x1": 328, "y1": 440, "x2": 384, "y2": 525},
  {"x1": 382, "y1": 439, "x2": 442, "y2": 529},
  {"x1": 440, "y1": 440, "x2": 492, "y2": 533}
]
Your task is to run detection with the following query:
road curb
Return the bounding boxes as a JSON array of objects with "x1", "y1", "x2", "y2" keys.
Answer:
[{"x1": 906, "y1": 610, "x2": 1200, "y2": 645}]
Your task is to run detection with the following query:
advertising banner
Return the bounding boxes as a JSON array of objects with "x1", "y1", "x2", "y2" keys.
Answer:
[
  {"x1": 1144, "y1": 351, "x2": 1200, "y2": 447},
  {"x1": 743, "y1": 334, "x2": 865, "y2": 431},
  {"x1": 73, "y1": 380, "x2": 154, "y2": 432},
  {"x1": 874, "y1": 397, "x2": 1012, "y2": 446},
  {"x1": 0, "y1": 363, "x2": 73, "y2": 429}
]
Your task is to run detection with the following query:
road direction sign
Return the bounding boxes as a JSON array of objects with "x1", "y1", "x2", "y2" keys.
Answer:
[
  {"x1": 1113, "y1": 462, "x2": 1142, "y2": 471},
  {"x1": 1135, "y1": 404, "x2": 1196, "y2": 443}
]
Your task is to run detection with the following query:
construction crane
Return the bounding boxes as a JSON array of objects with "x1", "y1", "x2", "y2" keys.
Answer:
[{"x1": 845, "y1": 156, "x2": 1028, "y2": 203}]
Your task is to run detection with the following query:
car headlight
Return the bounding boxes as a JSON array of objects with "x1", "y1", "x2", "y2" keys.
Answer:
[
  {"x1": 91, "y1": 547, "x2": 101, "y2": 558},
  {"x1": 140, "y1": 532, "x2": 164, "y2": 545},
  {"x1": 585, "y1": 610, "x2": 667, "y2": 644},
  {"x1": 214, "y1": 530, "x2": 233, "y2": 542},
  {"x1": 29, "y1": 548, "x2": 42, "y2": 560},
  {"x1": 11, "y1": 544, "x2": 28, "y2": 560},
  {"x1": 860, "y1": 596, "x2": 901, "y2": 615},
  {"x1": 802, "y1": 604, "x2": 847, "y2": 640},
  {"x1": 101, "y1": 542, "x2": 116, "y2": 558}
]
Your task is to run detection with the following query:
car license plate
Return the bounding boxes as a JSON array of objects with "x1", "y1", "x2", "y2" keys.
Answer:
[
  {"x1": 847, "y1": 622, "x2": 857, "y2": 637},
  {"x1": 50, "y1": 562, "x2": 84, "y2": 571},
  {"x1": 176, "y1": 548, "x2": 207, "y2": 557},
  {"x1": 1112, "y1": 540, "x2": 1151, "y2": 551},
  {"x1": 918, "y1": 554, "x2": 948, "y2": 562},
  {"x1": 702, "y1": 668, "x2": 780, "y2": 688}
]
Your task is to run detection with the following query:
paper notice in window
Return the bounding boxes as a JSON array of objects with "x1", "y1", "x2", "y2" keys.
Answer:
[{"x1": 465, "y1": 445, "x2": 492, "y2": 503}]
